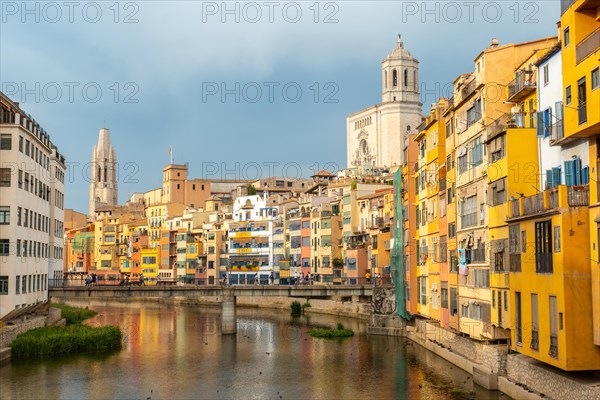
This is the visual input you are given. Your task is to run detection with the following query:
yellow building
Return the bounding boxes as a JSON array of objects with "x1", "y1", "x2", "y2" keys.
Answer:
[
  {"x1": 414, "y1": 100, "x2": 447, "y2": 321},
  {"x1": 487, "y1": 45, "x2": 557, "y2": 340},
  {"x1": 140, "y1": 246, "x2": 159, "y2": 284},
  {"x1": 560, "y1": 0, "x2": 600, "y2": 349},
  {"x1": 508, "y1": 185, "x2": 600, "y2": 370}
]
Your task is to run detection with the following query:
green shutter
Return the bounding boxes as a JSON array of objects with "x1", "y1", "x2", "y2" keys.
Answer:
[{"x1": 546, "y1": 169, "x2": 553, "y2": 189}]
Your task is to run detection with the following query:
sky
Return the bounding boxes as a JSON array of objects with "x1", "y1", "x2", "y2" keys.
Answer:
[{"x1": 0, "y1": 1, "x2": 560, "y2": 213}]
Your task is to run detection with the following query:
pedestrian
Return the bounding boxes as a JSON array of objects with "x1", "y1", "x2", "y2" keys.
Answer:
[
  {"x1": 125, "y1": 275, "x2": 130, "y2": 286},
  {"x1": 85, "y1": 274, "x2": 90, "y2": 287},
  {"x1": 254, "y1": 272, "x2": 259, "y2": 285},
  {"x1": 140, "y1": 273, "x2": 145, "y2": 286},
  {"x1": 157, "y1": 276, "x2": 161, "y2": 286},
  {"x1": 365, "y1": 271, "x2": 371, "y2": 285},
  {"x1": 294, "y1": 271, "x2": 299, "y2": 286},
  {"x1": 269, "y1": 272, "x2": 274, "y2": 285},
  {"x1": 91, "y1": 273, "x2": 97, "y2": 286}
]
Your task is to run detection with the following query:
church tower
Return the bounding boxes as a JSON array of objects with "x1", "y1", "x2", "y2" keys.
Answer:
[
  {"x1": 381, "y1": 35, "x2": 420, "y2": 103},
  {"x1": 346, "y1": 36, "x2": 422, "y2": 169},
  {"x1": 89, "y1": 128, "x2": 118, "y2": 215}
]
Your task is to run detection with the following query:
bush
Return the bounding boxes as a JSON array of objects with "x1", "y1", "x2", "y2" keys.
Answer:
[
  {"x1": 51, "y1": 303, "x2": 97, "y2": 325},
  {"x1": 11, "y1": 325, "x2": 122, "y2": 359},
  {"x1": 336, "y1": 322, "x2": 344, "y2": 330},
  {"x1": 307, "y1": 327, "x2": 354, "y2": 339},
  {"x1": 290, "y1": 301, "x2": 302, "y2": 317},
  {"x1": 302, "y1": 302, "x2": 311, "y2": 313}
]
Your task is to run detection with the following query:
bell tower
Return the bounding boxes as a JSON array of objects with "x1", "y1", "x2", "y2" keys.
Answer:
[
  {"x1": 382, "y1": 35, "x2": 420, "y2": 103},
  {"x1": 89, "y1": 128, "x2": 118, "y2": 215}
]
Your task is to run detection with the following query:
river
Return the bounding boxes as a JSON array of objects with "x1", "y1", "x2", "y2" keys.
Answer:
[{"x1": 0, "y1": 300, "x2": 510, "y2": 399}]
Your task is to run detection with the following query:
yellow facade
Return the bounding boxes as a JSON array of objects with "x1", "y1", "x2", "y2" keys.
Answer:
[
  {"x1": 140, "y1": 247, "x2": 159, "y2": 284},
  {"x1": 508, "y1": 185, "x2": 600, "y2": 370}
]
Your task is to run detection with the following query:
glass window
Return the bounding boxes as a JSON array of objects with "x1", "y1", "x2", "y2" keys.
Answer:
[
  {"x1": 592, "y1": 68, "x2": 599, "y2": 90},
  {"x1": 563, "y1": 27, "x2": 570, "y2": 47},
  {"x1": 0, "y1": 206, "x2": 9, "y2": 224},
  {"x1": 0, "y1": 168, "x2": 11, "y2": 187},
  {"x1": 0, "y1": 134, "x2": 11, "y2": 150}
]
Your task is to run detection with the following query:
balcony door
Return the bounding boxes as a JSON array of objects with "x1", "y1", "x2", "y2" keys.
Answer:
[{"x1": 578, "y1": 77, "x2": 587, "y2": 125}]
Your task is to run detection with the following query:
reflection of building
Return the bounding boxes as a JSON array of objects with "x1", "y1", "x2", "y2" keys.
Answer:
[
  {"x1": 346, "y1": 36, "x2": 422, "y2": 169},
  {"x1": 0, "y1": 92, "x2": 66, "y2": 319}
]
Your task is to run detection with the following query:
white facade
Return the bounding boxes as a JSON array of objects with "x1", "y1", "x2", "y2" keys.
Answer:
[
  {"x1": 0, "y1": 92, "x2": 66, "y2": 319},
  {"x1": 89, "y1": 128, "x2": 118, "y2": 216},
  {"x1": 537, "y1": 47, "x2": 589, "y2": 190},
  {"x1": 346, "y1": 37, "x2": 423, "y2": 169}
]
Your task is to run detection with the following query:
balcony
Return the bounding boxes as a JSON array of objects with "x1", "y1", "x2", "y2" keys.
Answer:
[
  {"x1": 461, "y1": 79, "x2": 477, "y2": 100},
  {"x1": 507, "y1": 70, "x2": 536, "y2": 103},
  {"x1": 509, "y1": 199, "x2": 521, "y2": 218},
  {"x1": 487, "y1": 112, "x2": 532, "y2": 139},
  {"x1": 568, "y1": 185, "x2": 589, "y2": 206},
  {"x1": 576, "y1": 28, "x2": 600, "y2": 65},
  {"x1": 530, "y1": 330, "x2": 539, "y2": 351},
  {"x1": 549, "y1": 335, "x2": 559, "y2": 358},
  {"x1": 549, "y1": 119, "x2": 565, "y2": 144},
  {"x1": 523, "y1": 193, "x2": 545, "y2": 215}
]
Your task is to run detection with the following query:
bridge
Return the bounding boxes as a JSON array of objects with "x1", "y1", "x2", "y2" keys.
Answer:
[{"x1": 49, "y1": 285, "x2": 380, "y2": 334}]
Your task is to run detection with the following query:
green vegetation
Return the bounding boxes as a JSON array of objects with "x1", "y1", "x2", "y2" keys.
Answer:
[
  {"x1": 247, "y1": 184, "x2": 257, "y2": 195},
  {"x1": 290, "y1": 301, "x2": 302, "y2": 317},
  {"x1": 302, "y1": 302, "x2": 311, "y2": 313},
  {"x1": 332, "y1": 258, "x2": 344, "y2": 268},
  {"x1": 307, "y1": 323, "x2": 354, "y2": 339},
  {"x1": 51, "y1": 303, "x2": 97, "y2": 325},
  {"x1": 11, "y1": 325, "x2": 122, "y2": 359}
]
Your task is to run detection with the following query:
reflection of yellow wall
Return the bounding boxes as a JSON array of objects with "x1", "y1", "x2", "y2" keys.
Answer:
[{"x1": 510, "y1": 185, "x2": 600, "y2": 370}]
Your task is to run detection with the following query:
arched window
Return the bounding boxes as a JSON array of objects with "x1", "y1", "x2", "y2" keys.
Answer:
[
  {"x1": 97, "y1": 166, "x2": 101, "y2": 181},
  {"x1": 404, "y1": 69, "x2": 408, "y2": 87},
  {"x1": 392, "y1": 70, "x2": 398, "y2": 87},
  {"x1": 104, "y1": 166, "x2": 107, "y2": 182},
  {"x1": 384, "y1": 71, "x2": 388, "y2": 89}
]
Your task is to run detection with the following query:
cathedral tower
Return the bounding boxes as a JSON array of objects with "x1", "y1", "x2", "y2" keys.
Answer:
[
  {"x1": 89, "y1": 128, "x2": 118, "y2": 215},
  {"x1": 347, "y1": 36, "x2": 423, "y2": 169}
]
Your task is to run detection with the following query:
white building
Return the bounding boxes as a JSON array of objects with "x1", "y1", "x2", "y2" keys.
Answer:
[
  {"x1": 0, "y1": 92, "x2": 66, "y2": 319},
  {"x1": 89, "y1": 128, "x2": 118, "y2": 216},
  {"x1": 346, "y1": 36, "x2": 423, "y2": 169},
  {"x1": 537, "y1": 44, "x2": 589, "y2": 190},
  {"x1": 227, "y1": 193, "x2": 278, "y2": 284}
]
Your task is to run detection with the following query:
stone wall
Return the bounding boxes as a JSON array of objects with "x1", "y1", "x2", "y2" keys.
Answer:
[
  {"x1": 506, "y1": 354, "x2": 600, "y2": 400},
  {"x1": 0, "y1": 316, "x2": 47, "y2": 349}
]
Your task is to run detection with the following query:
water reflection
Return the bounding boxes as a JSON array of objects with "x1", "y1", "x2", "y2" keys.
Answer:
[{"x1": 0, "y1": 300, "x2": 509, "y2": 399}]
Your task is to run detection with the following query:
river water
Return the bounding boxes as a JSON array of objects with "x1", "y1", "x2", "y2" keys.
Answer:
[{"x1": 0, "y1": 300, "x2": 509, "y2": 399}]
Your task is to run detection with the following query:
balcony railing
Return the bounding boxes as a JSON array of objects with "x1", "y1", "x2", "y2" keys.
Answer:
[
  {"x1": 470, "y1": 247, "x2": 486, "y2": 264},
  {"x1": 508, "y1": 71, "x2": 536, "y2": 102},
  {"x1": 461, "y1": 79, "x2": 477, "y2": 100},
  {"x1": 560, "y1": 0, "x2": 575, "y2": 14},
  {"x1": 547, "y1": 188, "x2": 558, "y2": 210},
  {"x1": 578, "y1": 102, "x2": 587, "y2": 125},
  {"x1": 576, "y1": 28, "x2": 600, "y2": 64},
  {"x1": 568, "y1": 185, "x2": 589, "y2": 206},
  {"x1": 549, "y1": 335, "x2": 559, "y2": 358},
  {"x1": 510, "y1": 199, "x2": 520, "y2": 218},
  {"x1": 549, "y1": 119, "x2": 564, "y2": 144},
  {"x1": 487, "y1": 112, "x2": 532, "y2": 138},
  {"x1": 530, "y1": 330, "x2": 539, "y2": 351},
  {"x1": 523, "y1": 193, "x2": 544, "y2": 215}
]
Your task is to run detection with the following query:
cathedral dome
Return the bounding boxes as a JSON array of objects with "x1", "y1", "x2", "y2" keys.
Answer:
[{"x1": 386, "y1": 36, "x2": 415, "y2": 60}]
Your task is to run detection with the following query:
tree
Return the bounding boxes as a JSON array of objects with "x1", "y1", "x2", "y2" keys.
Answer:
[{"x1": 247, "y1": 184, "x2": 257, "y2": 195}]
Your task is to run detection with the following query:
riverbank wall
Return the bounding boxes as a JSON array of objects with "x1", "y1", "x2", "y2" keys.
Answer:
[{"x1": 0, "y1": 307, "x2": 64, "y2": 362}]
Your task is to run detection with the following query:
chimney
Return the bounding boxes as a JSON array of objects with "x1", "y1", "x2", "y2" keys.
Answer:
[{"x1": 490, "y1": 38, "x2": 499, "y2": 48}]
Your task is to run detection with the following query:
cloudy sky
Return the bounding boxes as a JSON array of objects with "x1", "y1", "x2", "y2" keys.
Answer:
[{"x1": 1, "y1": 1, "x2": 560, "y2": 212}]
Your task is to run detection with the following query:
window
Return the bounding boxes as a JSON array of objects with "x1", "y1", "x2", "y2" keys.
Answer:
[
  {"x1": 563, "y1": 27, "x2": 570, "y2": 47},
  {"x1": 466, "y1": 99, "x2": 482, "y2": 128},
  {"x1": 489, "y1": 135, "x2": 505, "y2": 162},
  {"x1": 566, "y1": 85, "x2": 572, "y2": 105},
  {"x1": 450, "y1": 287, "x2": 457, "y2": 315},
  {"x1": 0, "y1": 134, "x2": 11, "y2": 150},
  {"x1": 19, "y1": 136, "x2": 23, "y2": 152},
  {"x1": 460, "y1": 196, "x2": 477, "y2": 228},
  {"x1": 301, "y1": 221, "x2": 310, "y2": 229},
  {"x1": 535, "y1": 221, "x2": 553, "y2": 273},
  {"x1": 0, "y1": 168, "x2": 11, "y2": 187},
  {"x1": 458, "y1": 152, "x2": 468, "y2": 174},
  {"x1": 531, "y1": 293, "x2": 539, "y2": 351},
  {"x1": 440, "y1": 195, "x2": 446, "y2": 217},
  {"x1": 515, "y1": 291, "x2": 522, "y2": 345},
  {"x1": 392, "y1": 69, "x2": 397, "y2": 87},
  {"x1": 0, "y1": 206, "x2": 9, "y2": 225},
  {"x1": 441, "y1": 285, "x2": 448, "y2": 308},
  {"x1": 0, "y1": 276, "x2": 7, "y2": 295},
  {"x1": 445, "y1": 121, "x2": 452, "y2": 138},
  {"x1": 302, "y1": 237, "x2": 310, "y2": 247},
  {"x1": 509, "y1": 224, "x2": 521, "y2": 272},
  {"x1": 489, "y1": 178, "x2": 506, "y2": 206},
  {"x1": 440, "y1": 236, "x2": 447, "y2": 262},
  {"x1": 543, "y1": 64, "x2": 549, "y2": 85},
  {"x1": 564, "y1": 156, "x2": 586, "y2": 186},
  {"x1": 15, "y1": 275, "x2": 20, "y2": 294},
  {"x1": 554, "y1": 226, "x2": 561, "y2": 252},
  {"x1": 471, "y1": 136, "x2": 483, "y2": 167},
  {"x1": 431, "y1": 283, "x2": 439, "y2": 309},
  {"x1": 448, "y1": 222, "x2": 456, "y2": 238},
  {"x1": 419, "y1": 277, "x2": 427, "y2": 305},
  {"x1": 592, "y1": 68, "x2": 600, "y2": 90},
  {"x1": 549, "y1": 295, "x2": 558, "y2": 358}
]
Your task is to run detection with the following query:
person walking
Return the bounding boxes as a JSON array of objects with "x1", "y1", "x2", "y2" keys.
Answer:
[
  {"x1": 365, "y1": 271, "x2": 371, "y2": 285},
  {"x1": 269, "y1": 272, "x2": 274, "y2": 285},
  {"x1": 140, "y1": 273, "x2": 145, "y2": 286}
]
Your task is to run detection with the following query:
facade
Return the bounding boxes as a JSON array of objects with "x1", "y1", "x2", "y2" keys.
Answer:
[
  {"x1": 346, "y1": 37, "x2": 422, "y2": 169},
  {"x1": 89, "y1": 128, "x2": 118, "y2": 216},
  {"x1": 0, "y1": 92, "x2": 66, "y2": 319}
]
